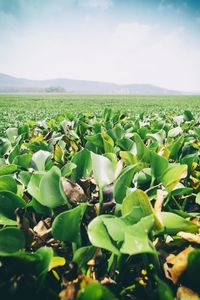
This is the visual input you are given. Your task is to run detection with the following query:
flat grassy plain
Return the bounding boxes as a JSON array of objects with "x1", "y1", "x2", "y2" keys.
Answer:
[{"x1": 0, "y1": 94, "x2": 200, "y2": 132}]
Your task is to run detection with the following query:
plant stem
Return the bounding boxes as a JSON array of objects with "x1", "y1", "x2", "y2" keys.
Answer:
[
  {"x1": 172, "y1": 196, "x2": 182, "y2": 210},
  {"x1": 145, "y1": 183, "x2": 161, "y2": 193},
  {"x1": 98, "y1": 186, "x2": 104, "y2": 215},
  {"x1": 150, "y1": 176, "x2": 155, "y2": 188},
  {"x1": 72, "y1": 242, "x2": 77, "y2": 255}
]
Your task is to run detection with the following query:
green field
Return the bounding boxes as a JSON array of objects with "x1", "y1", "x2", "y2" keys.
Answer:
[
  {"x1": 0, "y1": 94, "x2": 200, "y2": 132},
  {"x1": 0, "y1": 94, "x2": 200, "y2": 300}
]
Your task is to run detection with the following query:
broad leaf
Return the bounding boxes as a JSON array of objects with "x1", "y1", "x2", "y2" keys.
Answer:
[
  {"x1": 39, "y1": 166, "x2": 68, "y2": 208},
  {"x1": 91, "y1": 152, "x2": 115, "y2": 188},
  {"x1": 13, "y1": 153, "x2": 32, "y2": 169},
  {"x1": 6, "y1": 127, "x2": 18, "y2": 143},
  {"x1": 121, "y1": 189, "x2": 154, "y2": 223},
  {"x1": 73, "y1": 246, "x2": 96, "y2": 268},
  {"x1": 52, "y1": 204, "x2": 88, "y2": 243},
  {"x1": 27, "y1": 172, "x2": 44, "y2": 203},
  {"x1": 102, "y1": 130, "x2": 114, "y2": 153},
  {"x1": 161, "y1": 164, "x2": 188, "y2": 193},
  {"x1": 61, "y1": 162, "x2": 77, "y2": 177},
  {"x1": 0, "y1": 164, "x2": 18, "y2": 175},
  {"x1": 150, "y1": 151, "x2": 168, "y2": 179},
  {"x1": 31, "y1": 150, "x2": 52, "y2": 171},
  {"x1": 120, "y1": 215, "x2": 155, "y2": 255},
  {"x1": 78, "y1": 282, "x2": 118, "y2": 300},
  {"x1": 72, "y1": 149, "x2": 92, "y2": 181},
  {"x1": 0, "y1": 175, "x2": 17, "y2": 193},
  {"x1": 0, "y1": 227, "x2": 25, "y2": 255},
  {"x1": 161, "y1": 212, "x2": 198, "y2": 234},
  {"x1": 133, "y1": 133, "x2": 150, "y2": 162},
  {"x1": 0, "y1": 191, "x2": 26, "y2": 225},
  {"x1": 88, "y1": 215, "x2": 120, "y2": 255},
  {"x1": 114, "y1": 164, "x2": 143, "y2": 204}
]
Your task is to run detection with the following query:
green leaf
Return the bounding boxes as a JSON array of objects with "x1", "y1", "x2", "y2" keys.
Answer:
[
  {"x1": 171, "y1": 183, "x2": 193, "y2": 196},
  {"x1": 195, "y1": 192, "x2": 200, "y2": 205},
  {"x1": 161, "y1": 164, "x2": 188, "y2": 193},
  {"x1": 103, "y1": 216, "x2": 127, "y2": 242},
  {"x1": 71, "y1": 149, "x2": 92, "y2": 181},
  {"x1": 120, "y1": 151, "x2": 137, "y2": 166},
  {"x1": 181, "y1": 249, "x2": 200, "y2": 294},
  {"x1": 121, "y1": 189, "x2": 154, "y2": 223},
  {"x1": 116, "y1": 137, "x2": 133, "y2": 151},
  {"x1": 150, "y1": 151, "x2": 168, "y2": 179},
  {"x1": 0, "y1": 227, "x2": 25, "y2": 256},
  {"x1": 147, "y1": 130, "x2": 165, "y2": 145},
  {"x1": 52, "y1": 204, "x2": 87, "y2": 243},
  {"x1": 6, "y1": 127, "x2": 18, "y2": 143},
  {"x1": 161, "y1": 212, "x2": 198, "y2": 234},
  {"x1": 0, "y1": 175, "x2": 17, "y2": 193},
  {"x1": 102, "y1": 130, "x2": 114, "y2": 153},
  {"x1": 0, "y1": 138, "x2": 11, "y2": 155},
  {"x1": 78, "y1": 282, "x2": 118, "y2": 300},
  {"x1": 0, "y1": 246, "x2": 52, "y2": 283},
  {"x1": 181, "y1": 153, "x2": 198, "y2": 174},
  {"x1": 183, "y1": 110, "x2": 194, "y2": 121},
  {"x1": 133, "y1": 133, "x2": 150, "y2": 163},
  {"x1": 19, "y1": 171, "x2": 32, "y2": 186},
  {"x1": 85, "y1": 133, "x2": 104, "y2": 152},
  {"x1": 35, "y1": 246, "x2": 53, "y2": 289},
  {"x1": 120, "y1": 215, "x2": 155, "y2": 255},
  {"x1": 39, "y1": 166, "x2": 68, "y2": 208},
  {"x1": 0, "y1": 191, "x2": 26, "y2": 225},
  {"x1": 9, "y1": 144, "x2": 20, "y2": 163},
  {"x1": 110, "y1": 123, "x2": 124, "y2": 141},
  {"x1": 27, "y1": 198, "x2": 51, "y2": 216},
  {"x1": 31, "y1": 150, "x2": 52, "y2": 171},
  {"x1": 13, "y1": 153, "x2": 32, "y2": 169},
  {"x1": 134, "y1": 168, "x2": 152, "y2": 187},
  {"x1": 61, "y1": 162, "x2": 77, "y2": 177},
  {"x1": 114, "y1": 164, "x2": 143, "y2": 204},
  {"x1": 169, "y1": 136, "x2": 184, "y2": 160},
  {"x1": 91, "y1": 152, "x2": 115, "y2": 188},
  {"x1": 27, "y1": 172, "x2": 44, "y2": 203},
  {"x1": 0, "y1": 164, "x2": 18, "y2": 175},
  {"x1": 88, "y1": 215, "x2": 120, "y2": 255},
  {"x1": 156, "y1": 277, "x2": 174, "y2": 300},
  {"x1": 73, "y1": 246, "x2": 96, "y2": 268}
]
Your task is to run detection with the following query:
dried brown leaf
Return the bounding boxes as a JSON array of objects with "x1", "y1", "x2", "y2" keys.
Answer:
[
  {"x1": 154, "y1": 189, "x2": 167, "y2": 226},
  {"x1": 33, "y1": 218, "x2": 51, "y2": 239},
  {"x1": 59, "y1": 283, "x2": 76, "y2": 300},
  {"x1": 164, "y1": 246, "x2": 194, "y2": 284},
  {"x1": 62, "y1": 178, "x2": 88, "y2": 204},
  {"x1": 177, "y1": 232, "x2": 200, "y2": 244},
  {"x1": 176, "y1": 286, "x2": 200, "y2": 300}
]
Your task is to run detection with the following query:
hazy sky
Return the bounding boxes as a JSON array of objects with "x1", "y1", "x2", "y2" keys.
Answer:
[{"x1": 0, "y1": 0, "x2": 200, "y2": 91}]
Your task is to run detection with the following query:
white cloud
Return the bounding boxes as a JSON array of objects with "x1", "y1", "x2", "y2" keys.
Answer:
[
  {"x1": 112, "y1": 23, "x2": 151, "y2": 50},
  {"x1": 0, "y1": 19, "x2": 199, "y2": 92},
  {"x1": 107, "y1": 22, "x2": 200, "y2": 91},
  {"x1": 78, "y1": 0, "x2": 113, "y2": 10}
]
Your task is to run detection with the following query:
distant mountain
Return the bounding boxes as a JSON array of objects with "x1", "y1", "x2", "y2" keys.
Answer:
[{"x1": 0, "y1": 73, "x2": 181, "y2": 95}]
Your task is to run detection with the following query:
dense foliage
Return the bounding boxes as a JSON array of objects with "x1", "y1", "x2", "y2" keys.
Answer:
[
  {"x1": 1, "y1": 94, "x2": 200, "y2": 132},
  {"x1": 0, "y1": 107, "x2": 200, "y2": 300}
]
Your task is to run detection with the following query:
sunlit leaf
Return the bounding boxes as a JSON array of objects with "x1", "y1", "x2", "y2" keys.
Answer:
[
  {"x1": 91, "y1": 152, "x2": 115, "y2": 188},
  {"x1": 161, "y1": 164, "x2": 188, "y2": 193}
]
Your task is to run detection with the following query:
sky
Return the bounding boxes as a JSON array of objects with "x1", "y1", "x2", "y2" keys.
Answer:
[{"x1": 0, "y1": 0, "x2": 200, "y2": 92}]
